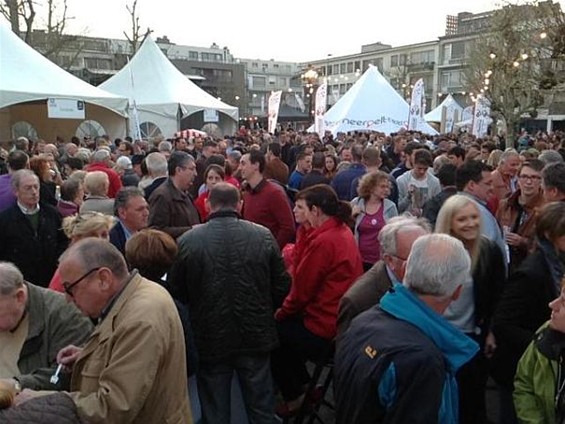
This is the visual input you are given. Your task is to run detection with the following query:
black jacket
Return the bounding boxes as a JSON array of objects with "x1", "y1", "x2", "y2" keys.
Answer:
[
  {"x1": 422, "y1": 186, "x2": 458, "y2": 229},
  {"x1": 0, "y1": 203, "x2": 67, "y2": 287},
  {"x1": 492, "y1": 248, "x2": 560, "y2": 387},
  {"x1": 473, "y1": 237, "x2": 506, "y2": 339},
  {"x1": 300, "y1": 170, "x2": 330, "y2": 189},
  {"x1": 168, "y1": 210, "x2": 290, "y2": 363},
  {"x1": 109, "y1": 221, "x2": 126, "y2": 255}
]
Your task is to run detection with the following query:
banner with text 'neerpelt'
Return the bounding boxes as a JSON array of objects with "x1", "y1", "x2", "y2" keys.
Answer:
[
  {"x1": 314, "y1": 83, "x2": 328, "y2": 137},
  {"x1": 472, "y1": 95, "x2": 491, "y2": 138},
  {"x1": 268, "y1": 91, "x2": 282, "y2": 134}
]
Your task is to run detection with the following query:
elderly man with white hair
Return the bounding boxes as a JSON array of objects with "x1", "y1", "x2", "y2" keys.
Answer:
[
  {"x1": 335, "y1": 233, "x2": 479, "y2": 424},
  {"x1": 84, "y1": 149, "x2": 122, "y2": 198}
]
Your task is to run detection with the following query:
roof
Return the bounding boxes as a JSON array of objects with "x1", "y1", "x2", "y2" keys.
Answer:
[
  {"x1": 99, "y1": 36, "x2": 238, "y2": 121},
  {"x1": 0, "y1": 23, "x2": 128, "y2": 114},
  {"x1": 315, "y1": 65, "x2": 438, "y2": 135}
]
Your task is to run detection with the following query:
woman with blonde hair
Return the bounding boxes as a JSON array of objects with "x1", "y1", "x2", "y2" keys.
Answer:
[
  {"x1": 435, "y1": 194, "x2": 505, "y2": 424},
  {"x1": 48, "y1": 211, "x2": 115, "y2": 293}
]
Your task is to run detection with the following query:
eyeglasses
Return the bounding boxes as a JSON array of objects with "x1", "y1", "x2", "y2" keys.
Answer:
[
  {"x1": 62, "y1": 267, "x2": 101, "y2": 297},
  {"x1": 518, "y1": 174, "x2": 542, "y2": 181}
]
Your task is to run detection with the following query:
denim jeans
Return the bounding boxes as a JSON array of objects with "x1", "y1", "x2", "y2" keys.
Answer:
[{"x1": 197, "y1": 353, "x2": 275, "y2": 424}]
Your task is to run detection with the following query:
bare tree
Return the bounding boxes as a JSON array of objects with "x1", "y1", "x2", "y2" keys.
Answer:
[
  {"x1": 124, "y1": 0, "x2": 151, "y2": 56},
  {"x1": 1, "y1": 0, "x2": 36, "y2": 42},
  {"x1": 464, "y1": 1, "x2": 565, "y2": 146},
  {"x1": 1, "y1": 0, "x2": 81, "y2": 67}
]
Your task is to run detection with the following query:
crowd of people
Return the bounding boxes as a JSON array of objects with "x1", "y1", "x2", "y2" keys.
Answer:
[{"x1": 0, "y1": 126, "x2": 565, "y2": 423}]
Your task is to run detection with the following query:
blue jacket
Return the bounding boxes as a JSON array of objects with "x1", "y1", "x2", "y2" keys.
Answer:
[
  {"x1": 331, "y1": 163, "x2": 366, "y2": 201},
  {"x1": 335, "y1": 283, "x2": 479, "y2": 424}
]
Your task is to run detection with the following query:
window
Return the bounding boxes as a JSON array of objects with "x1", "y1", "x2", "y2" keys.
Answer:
[
  {"x1": 375, "y1": 58, "x2": 383, "y2": 71},
  {"x1": 76, "y1": 120, "x2": 106, "y2": 139},
  {"x1": 339, "y1": 84, "x2": 347, "y2": 94},
  {"x1": 410, "y1": 50, "x2": 435, "y2": 64},
  {"x1": 399, "y1": 54, "x2": 407, "y2": 66},
  {"x1": 362, "y1": 60, "x2": 371, "y2": 71},
  {"x1": 252, "y1": 62, "x2": 258, "y2": 68},
  {"x1": 326, "y1": 65, "x2": 333, "y2": 76},
  {"x1": 84, "y1": 58, "x2": 112, "y2": 69},
  {"x1": 332, "y1": 64, "x2": 339, "y2": 74},
  {"x1": 391, "y1": 55, "x2": 398, "y2": 67},
  {"x1": 339, "y1": 63, "x2": 346, "y2": 74},
  {"x1": 451, "y1": 41, "x2": 466, "y2": 59},
  {"x1": 354, "y1": 61, "x2": 361, "y2": 72},
  {"x1": 274, "y1": 64, "x2": 279, "y2": 68},
  {"x1": 441, "y1": 70, "x2": 463, "y2": 88},
  {"x1": 201, "y1": 52, "x2": 210, "y2": 61},
  {"x1": 189, "y1": 51, "x2": 199, "y2": 60},
  {"x1": 11, "y1": 121, "x2": 38, "y2": 140},
  {"x1": 139, "y1": 122, "x2": 162, "y2": 140},
  {"x1": 251, "y1": 76, "x2": 266, "y2": 88},
  {"x1": 346, "y1": 62, "x2": 354, "y2": 73}
]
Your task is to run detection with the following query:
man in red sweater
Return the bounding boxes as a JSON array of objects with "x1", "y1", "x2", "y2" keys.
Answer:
[
  {"x1": 85, "y1": 149, "x2": 122, "y2": 198},
  {"x1": 241, "y1": 150, "x2": 295, "y2": 249}
]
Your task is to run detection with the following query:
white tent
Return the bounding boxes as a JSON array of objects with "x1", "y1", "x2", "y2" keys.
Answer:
[
  {"x1": 317, "y1": 65, "x2": 437, "y2": 136},
  {"x1": 100, "y1": 36, "x2": 239, "y2": 138},
  {"x1": 0, "y1": 23, "x2": 128, "y2": 140},
  {"x1": 424, "y1": 94, "x2": 463, "y2": 122}
]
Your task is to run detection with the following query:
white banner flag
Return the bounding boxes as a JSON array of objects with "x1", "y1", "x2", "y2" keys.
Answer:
[
  {"x1": 314, "y1": 83, "x2": 328, "y2": 137},
  {"x1": 472, "y1": 95, "x2": 491, "y2": 138},
  {"x1": 408, "y1": 78, "x2": 426, "y2": 131},
  {"x1": 268, "y1": 90, "x2": 282, "y2": 134},
  {"x1": 462, "y1": 106, "x2": 474, "y2": 123},
  {"x1": 129, "y1": 103, "x2": 142, "y2": 141}
]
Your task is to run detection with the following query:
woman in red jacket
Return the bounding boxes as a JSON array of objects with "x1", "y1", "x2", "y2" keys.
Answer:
[{"x1": 272, "y1": 184, "x2": 363, "y2": 416}]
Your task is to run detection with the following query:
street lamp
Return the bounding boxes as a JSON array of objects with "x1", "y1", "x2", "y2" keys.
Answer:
[{"x1": 301, "y1": 65, "x2": 319, "y2": 122}]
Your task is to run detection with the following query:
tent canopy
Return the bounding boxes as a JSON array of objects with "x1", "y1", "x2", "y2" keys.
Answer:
[
  {"x1": 317, "y1": 65, "x2": 437, "y2": 136},
  {"x1": 99, "y1": 36, "x2": 238, "y2": 121},
  {"x1": 0, "y1": 23, "x2": 127, "y2": 115},
  {"x1": 424, "y1": 94, "x2": 463, "y2": 122}
]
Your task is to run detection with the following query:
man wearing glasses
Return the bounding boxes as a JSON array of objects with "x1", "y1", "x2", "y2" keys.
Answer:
[
  {"x1": 148, "y1": 151, "x2": 201, "y2": 239},
  {"x1": 337, "y1": 216, "x2": 430, "y2": 336},
  {"x1": 496, "y1": 159, "x2": 545, "y2": 273},
  {"x1": 0, "y1": 262, "x2": 92, "y2": 394},
  {"x1": 16, "y1": 238, "x2": 192, "y2": 423}
]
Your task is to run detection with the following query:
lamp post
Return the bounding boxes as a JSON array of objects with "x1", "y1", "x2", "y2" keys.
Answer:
[{"x1": 301, "y1": 65, "x2": 319, "y2": 123}]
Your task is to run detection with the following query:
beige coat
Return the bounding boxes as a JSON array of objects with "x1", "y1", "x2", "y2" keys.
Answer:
[{"x1": 70, "y1": 272, "x2": 192, "y2": 424}]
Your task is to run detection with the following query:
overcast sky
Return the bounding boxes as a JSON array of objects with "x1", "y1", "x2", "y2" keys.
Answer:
[{"x1": 29, "y1": 0, "x2": 565, "y2": 62}]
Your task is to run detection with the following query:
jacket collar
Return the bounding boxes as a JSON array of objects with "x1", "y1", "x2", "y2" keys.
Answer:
[
  {"x1": 166, "y1": 179, "x2": 191, "y2": 201},
  {"x1": 208, "y1": 209, "x2": 241, "y2": 220},
  {"x1": 81, "y1": 271, "x2": 141, "y2": 356},
  {"x1": 380, "y1": 283, "x2": 479, "y2": 372},
  {"x1": 19, "y1": 284, "x2": 46, "y2": 358}
]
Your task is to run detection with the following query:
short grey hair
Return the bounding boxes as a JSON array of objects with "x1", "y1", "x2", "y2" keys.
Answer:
[
  {"x1": 404, "y1": 233, "x2": 470, "y2": 298},
  {"x1": 539, "y1": 150, "x2": 564, "y2": 166},
  {"x1": 61, "y1": 238, "x2": 128, "y2": 280},
  {"x1": 84, "y1": 171, "x2": 109, "y2": 196},
  {"x1": 11, "y1": 169, "x2": 38, "y2": 191},
  {"x1": 114, "y1": 186, "x2": 145, "y2": 216},
  {"x1": 92, "y1": 149, "x2": 110, "y2": 163},
  {"x1": 227, "y1": 150, "x2": 242, "y2": 162},
  {"x1": 0, "y1": 262, "x2": 24, "y2": 295},
  {"x1": 145, "y1": 152, "x2": 168, "y2": 177},
  {"x1": 499, "y1": 149, "x2": 519, "y2": 163},
  {"x1": 378, "y1": 216, "x2": 431, "y2": 256},
  {"x1": 158, "y1": 141, "x2": 173, "y2": 153}
]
